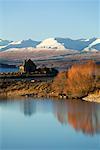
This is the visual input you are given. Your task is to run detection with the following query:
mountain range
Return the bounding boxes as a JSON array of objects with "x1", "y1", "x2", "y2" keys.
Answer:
[{"x1": 0, "y1": 37, "x2": 100, "y2": 52}]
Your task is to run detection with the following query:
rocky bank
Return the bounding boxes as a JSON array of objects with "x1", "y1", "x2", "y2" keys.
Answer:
[{"x1": 0, "y1": 79, "x2": 100, "y2": 103}]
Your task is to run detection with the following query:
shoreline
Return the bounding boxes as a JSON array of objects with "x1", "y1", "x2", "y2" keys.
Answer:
[{"x1": 0, "y1": 79, "x2": 100, "y2": 103}]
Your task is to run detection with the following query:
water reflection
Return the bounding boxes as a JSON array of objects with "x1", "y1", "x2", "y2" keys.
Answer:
[
  {"x1": 19, "y1": 99, "x2": 100, "y2": 135},
  {"x1": 20, "y1": 99, "x2": 36, "y2": 116},
  {"x1": 0, "y1": 98, "x2": 100, "y2": 135},
  {"x1": 20, "y1": 100, "x2": 100, "y2": 135},
  {"x1": 53, "y1": 100, "x2": 100, "y2": 135}
]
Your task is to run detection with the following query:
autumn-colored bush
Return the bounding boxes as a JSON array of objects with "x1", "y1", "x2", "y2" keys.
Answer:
[
  {"x1": 66, "y1": 61, "x2": 96, "y2": 98},
  {"x1": 52, "y1": 61, "x2": 98, "y2": 98},
  {"x1": 52, "y1": 71, "x2": 67, "y2": 95}
]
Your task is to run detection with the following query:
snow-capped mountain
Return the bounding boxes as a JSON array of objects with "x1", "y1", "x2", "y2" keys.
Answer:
[
  {"x1": 0, "y1": 39, "x2": 12, "y2": 49},
  {"x1": 83, "y1": 38, "x2": 100, "y2": 52},
  {"x1": 36, "y1": 38, "x2": 66, "y2": 50},
  {"x1": 0, "y1": 39, "x2": 40, "y2": 51},
  {"x1": 36, "y1": 37, "x2": 100, "y2": 51},
  {"x1": 0, "y1": 37, "x2": 100, "y2": 52},
  {"x1": 55, "y1": 37, "x2": 97, "y2": 50}
]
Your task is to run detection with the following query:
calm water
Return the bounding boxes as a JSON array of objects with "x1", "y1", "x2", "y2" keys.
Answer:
[
  {"x1": 0, "y1": 67, "x2": 18, "y2": 73},
  {"x1": 0, "y1": 98, "x2": 100, "y2": 150}
]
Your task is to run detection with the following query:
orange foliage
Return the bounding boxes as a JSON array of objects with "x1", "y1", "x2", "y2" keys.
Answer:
[
  {"x1": 52, "y1": 71, "x2": 67, "y2": 94},
  {"x1": 53, "y1": 100, "x2": 99, "y2": 135},
  {"x1": 66, "y1": 61, "x2": 96, "y2": 98},
  {"x1": 52, "y1": 60, "x2": 98, "y2": 98}
]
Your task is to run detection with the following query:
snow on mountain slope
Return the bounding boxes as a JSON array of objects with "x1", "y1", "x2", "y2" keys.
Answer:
[
  {"x1": 36, "y1": 38, "x2": 65, "y2": 50},
  {"x1": 10, "y1": 40, "x2": 22, "y2": 45},
  {"x1": 0, "y1": 39, "x2": 12, "y2": 47},
  {"x1": 36, "y1": 37, "x2": 97, "y2": 51},
  {"x1": 55, "y1": 37, "x2": 96, "y2": 50},
  {"x1": 83, "y1": 38, "x2": 100, "y2": 52},
  {"x1": 89, "y1": 38, "x2": 100, "y2": 47},
  {"x1": 0, "y1": 37, "x2": 100, "y2": 52},
  {"x1": 0, "y1": 39, "x2": 40, "y2": 51}
]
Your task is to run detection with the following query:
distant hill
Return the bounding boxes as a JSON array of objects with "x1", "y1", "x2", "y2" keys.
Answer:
[
  {"x1": 0, "y1": 39, "x2": 12, "y2": 49},
  {"x1": 0, "y1": 39, "x2": 40, "y2": 51},
  {"x1": 0, "y1": 63, "x2": 17, "y2": 68},
  {"x1": 0, "y1": 37, "x2": 100, "y2": 52}
]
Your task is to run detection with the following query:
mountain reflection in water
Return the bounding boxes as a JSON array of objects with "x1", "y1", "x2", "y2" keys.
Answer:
[{"x1": 1, "y1": 98, "x2": 99, "y2": 136}]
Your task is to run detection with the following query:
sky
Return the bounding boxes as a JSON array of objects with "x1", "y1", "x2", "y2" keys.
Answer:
[{"x1": 0, "y1": 0, "x2": 100, "y2": 41}]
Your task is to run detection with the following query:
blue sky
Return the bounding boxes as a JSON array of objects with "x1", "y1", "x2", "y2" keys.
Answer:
[{"x1": 0, "y1": 0, "x2": 100, "y2": 40}]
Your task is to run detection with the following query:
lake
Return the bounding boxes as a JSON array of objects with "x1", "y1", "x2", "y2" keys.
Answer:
[
  {"x1": 0, "y1": 67, "x2": 18, "y2": 73},
  {"x1": 0, "y1": 98, "x2": 100, "y2": 150}
]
